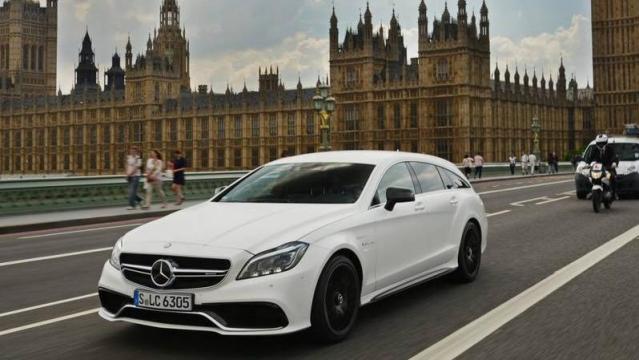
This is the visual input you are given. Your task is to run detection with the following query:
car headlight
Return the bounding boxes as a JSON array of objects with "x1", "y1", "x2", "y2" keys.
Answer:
[
  {"x1": 237, "y1": 242, "x2": 309, "y2": 280},
  {"x1": 109, "y1": 238, "x2": 123, "y2": 270},
  {"x1": 591, "y1": 171, "x2": 602, "y2": 180}
]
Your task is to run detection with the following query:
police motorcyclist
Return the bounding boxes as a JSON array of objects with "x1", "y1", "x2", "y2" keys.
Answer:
[{"x1": 589, "y1": 134, "x2": 620, "y2": 198}]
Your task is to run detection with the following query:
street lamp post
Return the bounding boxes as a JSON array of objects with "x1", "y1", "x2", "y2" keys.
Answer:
[
  {"x1": 531, "y1": 115, "x2": 541, "y2": 161},
  {"x1": 313, "y1": 84, "x2": 335, "y2": 152}
]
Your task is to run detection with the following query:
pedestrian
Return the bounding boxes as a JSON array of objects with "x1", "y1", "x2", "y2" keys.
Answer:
[
  {"x1": 551, "y1": 152, "x2": 559, "y2": 174},
  {"x1": 474, "y1": 152, "x2": 485, "y2": 179},
  {"x1": 528, "y1": 153, "x2": 537, "y2": 175},
  {"x1": 462, "y1": 154, "x2": 473, "y2": 179},
  {"x1": 125, "y1": 147, "x2": 143, "y2": 210},
  {"x1": 142, "y1": 149, "x2": 167, "y2": 210},
  {"x1": 172, "y1": 150, "x2": 187, "y2": 206},
  {"x1": 521, "y1": 152, "x2": 529, "y2": 175},
  {"x1": 547, "y1": 152, "x2": 555, "y2": 174},
  {"x1": 508, "y1": 153, "x2": 517, "y2": 176}
]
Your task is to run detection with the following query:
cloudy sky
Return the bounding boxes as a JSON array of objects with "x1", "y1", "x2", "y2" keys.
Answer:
[{"x1": 51, "y1": 0, "x2": 592, "y2": 93}]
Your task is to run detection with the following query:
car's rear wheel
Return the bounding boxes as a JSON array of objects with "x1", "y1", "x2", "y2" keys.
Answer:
[
  {"x1": 452, "y1": 222, "x2": 482, "y2": 283},
  {"x1": 311, "y1": 255, "x2": 360, "y2": 343}
]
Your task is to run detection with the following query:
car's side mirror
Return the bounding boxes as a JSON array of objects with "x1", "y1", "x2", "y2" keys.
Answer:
[
  {"x1": 214, "y1": 186, "x2": 227, "y2": 195},
  {"x1": 385, "y1": 187, "x2": 415, "y2": 211}
]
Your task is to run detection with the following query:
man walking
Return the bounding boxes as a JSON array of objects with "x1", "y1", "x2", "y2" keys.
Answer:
[
  {"x1": 462, "y1": 154, "x2": 474, "y2": 179},
  {"x1": 508, "y1": 153, "x2": 517, "y2": 176},
  {"x1": 125, "y1": 147, "x2": 143, "y2": 210},
  {"x1": 474, "y1": 153, "x2": 485, "y2": 179},
  {"x1": 521, "y1": 152, "x2": 529, "y2": 175},
  {"x1": 528, "y1": 152, "x2": 537, "y2": 175}
]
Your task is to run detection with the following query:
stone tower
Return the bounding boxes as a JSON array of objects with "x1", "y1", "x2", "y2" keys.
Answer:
[
  {"x1": 591, "y1": 0, "x2": 639, "y2": 133},
  {"x1": 74, "y1": 31, "x2": 99, "y2": 92},
  {"x1": 125, "y1": 0, "x2": 190, "y2": 103},
  {"x1": 418, "y1": 0, "x2": 492, "y2": 157},
  {"x1": 105, "y1": 51, "x2": 125, "y2": 91},
  {"x1": 0, "y1": 0, "x2": 57, "y2": 98}
]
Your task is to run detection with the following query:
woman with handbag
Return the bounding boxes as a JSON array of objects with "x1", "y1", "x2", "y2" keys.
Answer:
[{"x1": 142, "y1": 149, "x2": 167, "y2": 210}]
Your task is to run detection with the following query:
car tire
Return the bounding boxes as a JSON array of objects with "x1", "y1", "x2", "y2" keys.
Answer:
[
  {"x1": 452, "y1": 222, "x2": 482, "y2": 283},
  {"x1": 577, "y1": 191, "x2": 588, "y2": 200},
  {"x1": 311, "y1": 255, "x2": 360, "y2": 343}
]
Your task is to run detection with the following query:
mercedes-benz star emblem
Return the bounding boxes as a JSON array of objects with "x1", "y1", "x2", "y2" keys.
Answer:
[{"x1": 150, "y1": 259, "x2": 176, "y2": 288}]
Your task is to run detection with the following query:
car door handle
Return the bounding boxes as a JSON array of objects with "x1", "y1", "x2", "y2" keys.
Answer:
[
  {"x1": 450, "y1": 198, "x2": 458, "y2": 205},
  {"x1": 414, "y1": 202, "x2": 426, "y2": 211}
]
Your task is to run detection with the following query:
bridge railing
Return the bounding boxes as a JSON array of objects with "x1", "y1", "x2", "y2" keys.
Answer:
[{"x1": 0, "y1": 163, "x2": 573, "y2": 217}]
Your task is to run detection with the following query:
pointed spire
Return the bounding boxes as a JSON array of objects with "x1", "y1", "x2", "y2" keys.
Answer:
[
  {"x1": 330, "y1": 4, "x2": 338, "y2": 28},
  {"x1": 442, "y1": 2, "x2": 450, "y2": 23},
  {"x1": 365, "y1": 1, "x2": 372, "y2": 21},
  {"x1": 316, "y1": 75, "x2": 321, "y2": 87},
  {"x1": 481, "y1": 0, "x2": 488, "y2": 15},
  {"x1": 297, "y1": 75, "x2": 303, "y2": 90}
]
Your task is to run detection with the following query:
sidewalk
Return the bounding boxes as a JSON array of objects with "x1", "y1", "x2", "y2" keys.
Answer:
[
  {"x1": 0, "y1": 201, "x2": 201, "y2": 235},
  {"x1": 0, "y1": 172, "x2": 576, "y2": 235}
]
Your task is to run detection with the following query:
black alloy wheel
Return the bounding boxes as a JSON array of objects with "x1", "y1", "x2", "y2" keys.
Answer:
[
  {"x1": 452, "y1": 222, "x2": 482, "y2": 283},
  {"x1": 311, "y1": 255, "x2": 360, "y2": 343}
]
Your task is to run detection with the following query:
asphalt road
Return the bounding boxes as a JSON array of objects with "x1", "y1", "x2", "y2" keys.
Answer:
[{"x1": 1, "y1": 174, "x2": 639, "y2": 360}]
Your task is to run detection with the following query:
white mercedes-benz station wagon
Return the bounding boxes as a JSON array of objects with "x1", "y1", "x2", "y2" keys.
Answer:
[{"x1": 98, "y1": 151, "x2": 488, "y2": 341}]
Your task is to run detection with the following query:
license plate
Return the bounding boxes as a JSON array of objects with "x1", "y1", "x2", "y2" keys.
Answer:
[{"x1": 134, "y1": 289, "x2": 193, "y2": 311}]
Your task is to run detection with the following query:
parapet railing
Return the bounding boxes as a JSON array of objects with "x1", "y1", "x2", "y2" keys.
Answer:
[
  {"x1": 0, "y1": 171, "x2": 248, "y2": 216},
  {"x1": 0, "y1": 163, "x2": 574, "y2": 217}
]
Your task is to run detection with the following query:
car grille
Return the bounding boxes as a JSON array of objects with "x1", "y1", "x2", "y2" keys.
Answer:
[{"x1": 119, "y1": 253, "x2": 231, "y2": 290}]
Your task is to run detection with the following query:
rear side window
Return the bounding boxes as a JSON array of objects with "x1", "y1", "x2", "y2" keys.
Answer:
[
  {"x1": 438, "y1": 167, "x2": 471, "y2": 189},
  {"x1": 410, "y1": 162, "x2": 445, "y2": 193}
]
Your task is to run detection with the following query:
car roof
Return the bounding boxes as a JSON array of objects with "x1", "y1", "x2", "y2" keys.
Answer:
[
  {"x1": 587, "y1": 136, "x2": 639, "y2": 146},
  {"x1": 267, "y1": 150, "x2": 455, "y2": 169}
]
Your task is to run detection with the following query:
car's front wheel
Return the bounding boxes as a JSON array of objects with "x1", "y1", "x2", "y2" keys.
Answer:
[
  {"x1": 452, "y1": 222, "x2": 482, "y2": 283},
  {"x1": 311, "y1": 255, "x2": 360, "y2": 343}
]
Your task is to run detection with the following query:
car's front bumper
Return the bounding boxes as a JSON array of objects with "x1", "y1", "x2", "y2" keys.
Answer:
[{"x1": 97, "y1": 244, "x2": 328, "y2": 336}]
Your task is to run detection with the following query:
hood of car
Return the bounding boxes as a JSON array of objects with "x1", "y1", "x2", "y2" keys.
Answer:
[{"x1": 123, "y1": 201, "x2": 356, "y2": 254}]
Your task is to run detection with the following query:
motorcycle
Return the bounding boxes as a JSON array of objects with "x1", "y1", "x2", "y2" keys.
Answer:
[{"x1": 588, "y1": 162, "x2": 614, "y2": 213}]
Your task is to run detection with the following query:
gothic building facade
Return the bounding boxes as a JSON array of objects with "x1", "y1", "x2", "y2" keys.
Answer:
[
  {"x1": 0, "y1": 0, "x2": 318, "y2": 175},
  {"x1": 330, "y1": 1, "x2": 594, "y2": 162},
  {"x1": 591, "y1": 0, "x2": 638, "y2": 133},
  {"x1": 0, "y1": 0, "x2": 57, "y2": 99}
]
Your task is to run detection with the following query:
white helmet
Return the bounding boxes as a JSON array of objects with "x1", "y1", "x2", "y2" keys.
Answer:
[{"x1": 595, "y1": 134, "x2": 608, "y2": 148}]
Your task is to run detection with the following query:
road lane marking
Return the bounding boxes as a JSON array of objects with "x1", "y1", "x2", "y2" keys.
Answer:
[
  {"x1": 558, "y1": 190, "x2": 576, "y2": 196},
  {"x1": 0, "y1": 293, "x2": 98, "y2": 318},
  {"x1": 0, "y1": 247, "x2": 112, "y2": 267},
  {"x1": 510, "y1": 197, "x2": 549, "y2": 207},
  {"x1": 487, "y1": 210, "x2": 511, "y2": 218},
  {"x1": 18, "y1": 223, "x2": 143, "y2": 240},
  {"x1": 477, "y1": 179, "x2": 573, "y2": 196},
  {"x1": 0, "y1": 308, "x2": 100, "y2": 337},
  {"x1": 410, "y1": 225, "x2": 639, "y2": 360},
  {"x1": 536, "y1": 196, "x2": 570, "y2": 205}
]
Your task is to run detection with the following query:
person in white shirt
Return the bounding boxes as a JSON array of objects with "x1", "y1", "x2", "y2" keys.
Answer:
[
  {"x1": 142, "y1": 149, "x2": 167, "y2": 210},
  {"x1": 473, "y1": 153, "x2": 485, "y2": 179},
  {"x1": 508, "y1": 153, "x2": 517, "y2": 176},
  {"x1": 462, "y1": 154, "x2": 474, "y2": 179},
  {"x1": 528, "y1": 153, "x2": 537, "y2": 175},
  {"x1": 125, "y1": 147, "x2": 142, "y2": 210},
  {"x1": 521, "y1": 153, "x2": 529, "y2": 175}
]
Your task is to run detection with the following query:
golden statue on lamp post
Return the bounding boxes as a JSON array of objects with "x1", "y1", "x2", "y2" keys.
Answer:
[{"x1": 313, "y1": 83, "x2": 335, "y2": 152}]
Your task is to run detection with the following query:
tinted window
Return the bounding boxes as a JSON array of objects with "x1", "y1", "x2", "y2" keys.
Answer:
[
  {"x1": 438, "y1": 167, "x2": 471, "y2": 189},
  {"x1": 584, "y1": 143, "x2": 639, "y2": 162},
  {"x1": 217, "y1": 163, "x2": 374, "y2": 204},
  {"x1": 410, "y1": 162, "x2": 445, "y2": 193},
  {"x1": 373, "y1": 163, "x2": 416, "y2": 205}
]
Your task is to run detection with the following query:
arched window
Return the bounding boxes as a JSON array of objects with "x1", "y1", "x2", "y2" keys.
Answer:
[
  {"x1": 31, "y1": 45, "x2": 36, "y2": 70},
  {"x1": 38, "y1": 46, "x2": 44, "y2": 71},
  {"x1": 23, "y1": 45, "x2": 29, "y2": 70}
]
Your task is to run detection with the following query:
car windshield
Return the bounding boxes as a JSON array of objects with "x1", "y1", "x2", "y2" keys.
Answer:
[
  {"x1": 216, "y1": 162, "x2": 375, "y2": 204},
  {"x1": 584, "y1": 143, "x2": 639, "y2": 162}
]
